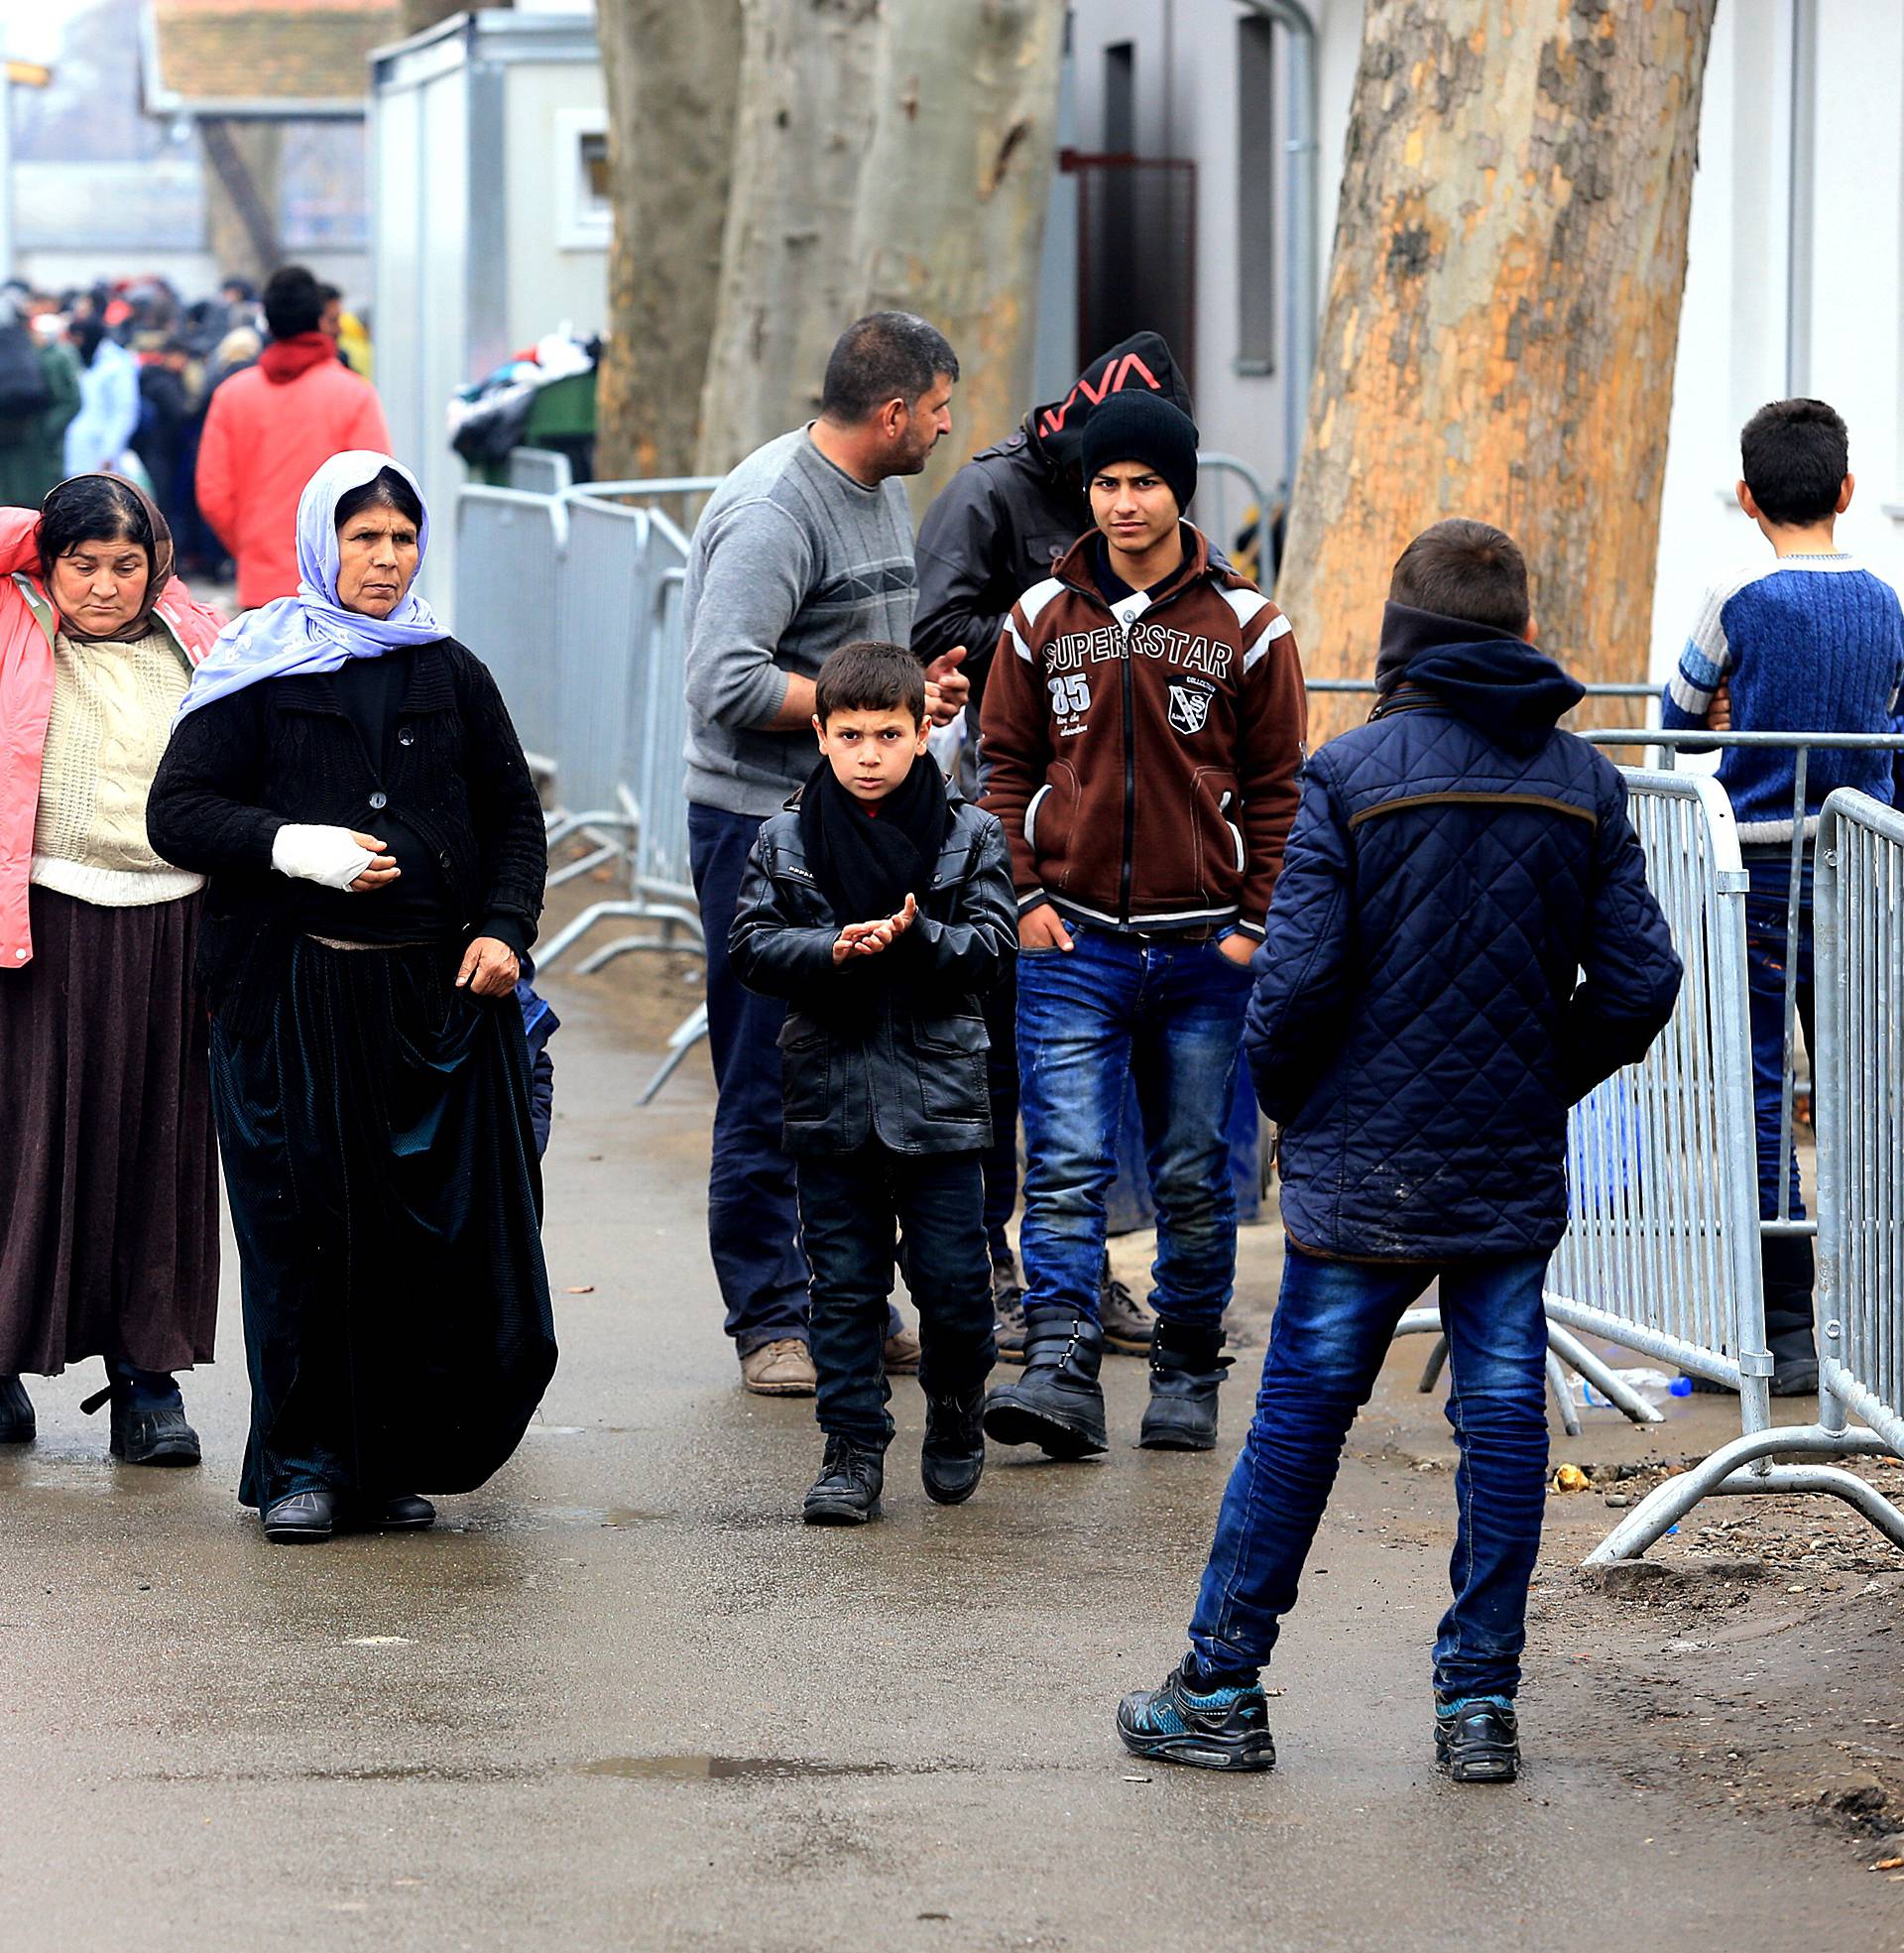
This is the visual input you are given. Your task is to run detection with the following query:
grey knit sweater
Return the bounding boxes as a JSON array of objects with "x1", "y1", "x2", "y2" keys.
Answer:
[{"x1": 682, "y1": 427, "x2": 918, "y2": 818}]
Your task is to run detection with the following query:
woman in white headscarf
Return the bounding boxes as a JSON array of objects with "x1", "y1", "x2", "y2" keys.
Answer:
[{"x1": 148, "y1": 451, "x2": 555, "y2": 1545}]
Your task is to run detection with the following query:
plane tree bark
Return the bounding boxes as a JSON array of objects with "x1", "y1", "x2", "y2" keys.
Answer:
[{"x1": 1275, "y1": 0, "x2": 1720, "y2": 738}]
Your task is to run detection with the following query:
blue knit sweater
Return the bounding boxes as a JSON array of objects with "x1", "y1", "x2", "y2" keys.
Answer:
[{"x1": 1660, "y1": 554, "x2": 1904, "y2": 839}]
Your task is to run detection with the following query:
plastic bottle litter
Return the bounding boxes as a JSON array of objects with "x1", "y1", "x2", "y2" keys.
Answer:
[{"x1": 1566, "y1": 1367, "x2": 1680, "y2": 1409}]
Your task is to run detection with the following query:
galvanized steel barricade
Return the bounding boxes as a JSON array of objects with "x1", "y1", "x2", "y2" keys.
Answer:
[
  {"x1": 507, "y1": 446, "x2": 575, "y2": 496},
  {"x1": 452, "y1": 486, "x2": 567, "y2": 772}
]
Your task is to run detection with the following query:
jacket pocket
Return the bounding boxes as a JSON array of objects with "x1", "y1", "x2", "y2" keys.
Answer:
[
  {"x1": 1190, "y1": 769, "x2": 1244, "y2": 902},
  {"x1": 912, "y1": 1013, "x2": 990, "y2": 1127},
  {"x1": 775, "y1": 1013, "x2": 830, "y2": 1126},
  {"x1": 1026, "y1": 764, "x2": 1080, "y2": 890}
]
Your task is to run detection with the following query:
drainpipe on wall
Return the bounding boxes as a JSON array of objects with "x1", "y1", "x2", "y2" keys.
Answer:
[
  {"x1": 1784, "y1": 0, "x2": 1815, "y2": 397},
  {"x1": 1239, "y1": 0, "x2": 1318, "y2": 499}
]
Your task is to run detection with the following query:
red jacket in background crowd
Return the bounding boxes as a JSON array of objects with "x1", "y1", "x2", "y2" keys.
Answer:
[{"x1": 195, "y1": 352, "x2": 391, "y2": 610}]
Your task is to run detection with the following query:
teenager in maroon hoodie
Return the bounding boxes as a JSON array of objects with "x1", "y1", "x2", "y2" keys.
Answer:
[{"x1": 980, "y1": 393, "x2": 1305, "y2": 1459}]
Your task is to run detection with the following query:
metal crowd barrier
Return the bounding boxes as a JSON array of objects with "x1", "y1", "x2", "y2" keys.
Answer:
[
  {"x1": 1562, "y1": 735, "x2": 1904, "y2": 1561},
  {"x1": 453, "y1": 485, "x2": 567, "y2": 769},
  {"x1": 508, "y1": 447, "x2": 575, "y2": 497}
]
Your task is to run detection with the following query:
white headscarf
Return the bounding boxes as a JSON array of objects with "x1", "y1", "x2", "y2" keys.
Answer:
[{"x1": 177, "y1": 450, "x2": 441, "y2": 720}]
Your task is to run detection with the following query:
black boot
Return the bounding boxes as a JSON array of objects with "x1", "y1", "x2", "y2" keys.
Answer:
[
  {"x1": 921, "y1": 1389, "x2": 987, "y2": 1506},
  {"x1": 803, "y1": 1435, "x2": 885, "y2": 1526},
  {"x1": 1763, "y1": 1234, "x2": 1819, "y2": 1394},
  {"x1": 1139, "y1": 1321, "x2": 1233, "y2": 1451},
  {"x1": 0, "y1": 1375, "x2": 35, "y2": 1444},
  {"x1": 983, "y1": 1309, "x2": 1108, "y2": 1458},
  {"x1": 81, "y1": 1361, "x2": 200, "y2": 1467}
]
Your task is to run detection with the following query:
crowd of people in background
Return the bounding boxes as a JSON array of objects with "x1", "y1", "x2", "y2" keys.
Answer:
[{"x1": 0, "y1": 265, "x2": 377, "y2": 582}]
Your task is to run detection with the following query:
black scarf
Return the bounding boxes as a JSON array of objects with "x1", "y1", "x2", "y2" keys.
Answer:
[{"x1": 798, "y1": 754, "x2": 949, "y2": 936}]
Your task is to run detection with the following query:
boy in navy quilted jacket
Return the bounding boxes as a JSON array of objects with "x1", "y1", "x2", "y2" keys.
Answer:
[
  {"x1": 1117, "y1": 520, "x2": 1682, "y2": 1784},
  {"x1": 1660, "y1": 400, "x2": 1904, "y2": 1392}
]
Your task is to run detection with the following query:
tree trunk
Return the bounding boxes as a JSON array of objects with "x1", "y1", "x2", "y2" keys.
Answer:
[
  {"x1": 199, "y1": 121, "x2": 283, "y2": 290},
  {"x1": 695, "y1": 0, "x2": 1063, "y2": 508},
  {"x1": 847, "y1": 0, "x2": 1067, "y2": 514},
  {"x1": 595, "y1": 0, "x2": 743, "y2": 481},
  {"x1": 1275, "y1": 0, "x2": 1718, "y2": 742}
]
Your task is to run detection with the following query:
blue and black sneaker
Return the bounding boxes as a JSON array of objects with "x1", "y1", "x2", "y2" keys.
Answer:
[
  {"x1": 1116, "y1": 1657, "x2": 1275, "y2": 1772},
  {"x1": 1433, "y1": 1693, "x2": 1519, "y2": 1782}
]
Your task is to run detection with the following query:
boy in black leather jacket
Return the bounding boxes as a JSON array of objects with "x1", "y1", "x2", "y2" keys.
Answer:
[{"x1": 730, "y1": 641, "x2": 1017, "y2": 1524}]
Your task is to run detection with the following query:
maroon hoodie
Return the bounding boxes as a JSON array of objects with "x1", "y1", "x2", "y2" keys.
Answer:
[{"x1": 980, "y1": 524, "x2": 1306, "y2": 938}]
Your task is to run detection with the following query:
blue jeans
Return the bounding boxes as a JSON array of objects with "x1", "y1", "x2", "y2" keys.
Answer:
[
  {"x1": 1015, "y1": 924, "x2": 1253, "y2": 1330},
  {"x1": 796, "y1": 1149, "x2": 995, "y2": 1447},
  {"x1": 1189, "y1": 1249, "x2": 1551, "y2": 1699},
  {"x1": 1743, "y1": 852, "x2": 1817, "y2": 1360},
  {"x1": 689, "y1": 803, "x2": 809, "y2": 1355}
]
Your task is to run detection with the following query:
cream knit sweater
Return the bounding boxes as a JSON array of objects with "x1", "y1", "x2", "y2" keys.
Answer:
[{"x1": 30, "y1": 627, "x2": 204, "y2": 907}]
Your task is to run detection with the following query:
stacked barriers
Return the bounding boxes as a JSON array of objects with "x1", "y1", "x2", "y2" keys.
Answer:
[
  {"x1": 1587, "y1": 785, "x2": 1904, "y2": 1561},
  {"x1": 1554, "y1": 740, "x2": 1904, "y2": 1563}
]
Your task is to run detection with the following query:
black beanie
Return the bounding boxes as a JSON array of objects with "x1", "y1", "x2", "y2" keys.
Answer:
[{"x1": 1080, "y1": 390, "x2": 1199, "y2": 516}]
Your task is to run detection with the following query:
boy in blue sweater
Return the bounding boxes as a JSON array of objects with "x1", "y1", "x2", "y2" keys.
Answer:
[
  {"x1": 1660, "y1": 399, "x2": 1904, "y2": 1392},
  {"x1": 1115, "y1": 521, "x2": 1680, "y2": 1783}
]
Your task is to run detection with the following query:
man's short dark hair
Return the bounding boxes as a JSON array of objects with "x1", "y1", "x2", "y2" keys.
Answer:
[
  {"x1": 263, "y1": 265, "x2": 324, "y2": 342},
  {"x1": 1740, "y1": 398, "x2": 1848, "y2": 527},
  {"x1": 820, "y1": 312, "x2": 958, "y2": 425},
  {"x1": 815, "y1": 639, "x2": 927, "y2": 726},
  {"x1": 1389, "y1": 519, "x2": 1530, "y2": 634}
]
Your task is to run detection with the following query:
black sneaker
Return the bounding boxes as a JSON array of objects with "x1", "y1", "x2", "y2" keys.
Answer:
[
  {"x1": 0, "y1": 1375, "x2": 35, "y2": 1444},
  {"x1": 921, "y1": 1390, "x2": 986, "y2": 1506},
  {"x1": 1770, "y1": 1356, "x2": 1820, "y2": 1396},
  {"x1": 1100, "y1": 1260, "x2": 1155, "y2": 1356},
  {"x1": 803, "y1": 1436, "x2": 884, "y2": 1526},
  {"x1": 1434, "y1": 1694, "x2": 1520, "y2": 1782},
  {"x1": 1116, "y1": 1657, "x2": 1275, "y2": 1772}
]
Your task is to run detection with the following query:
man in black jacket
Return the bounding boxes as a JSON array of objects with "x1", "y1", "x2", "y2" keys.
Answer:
[{"x1": 915, "y1": 333, "x2": 1198, "y2": 1357}]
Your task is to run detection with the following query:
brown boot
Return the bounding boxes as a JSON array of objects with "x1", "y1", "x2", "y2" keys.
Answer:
[{"x1": 740, "y1": 1338, "x2": 818, "y2": 1397}]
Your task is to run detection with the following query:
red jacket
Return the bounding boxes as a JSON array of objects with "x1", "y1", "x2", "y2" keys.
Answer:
[
  {"x1": 195, "y1": 360, "x2": 391, "y2": 608},
  {"x1": 979, "y1": 526, "x2": 1306, "y2": 937}
]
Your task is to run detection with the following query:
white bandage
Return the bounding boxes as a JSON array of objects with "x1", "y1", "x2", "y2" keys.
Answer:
[{"x1": 270, "y1": 823, "x2": 378, "y2": 891}]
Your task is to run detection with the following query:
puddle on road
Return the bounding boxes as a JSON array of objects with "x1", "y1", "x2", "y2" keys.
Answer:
[{"x1": 578, "y1": 1755, "x2": 940, "y2": 1782}]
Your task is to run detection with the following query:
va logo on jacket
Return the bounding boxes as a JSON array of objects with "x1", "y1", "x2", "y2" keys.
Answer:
[{"x1": 1168, "y1": 681, "x2": 1212, "y2": 736}]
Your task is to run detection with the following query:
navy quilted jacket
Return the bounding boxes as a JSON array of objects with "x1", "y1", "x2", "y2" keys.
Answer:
[{"x1": 1249, "y1": 607, "x2": 1683, "y2": 1261}]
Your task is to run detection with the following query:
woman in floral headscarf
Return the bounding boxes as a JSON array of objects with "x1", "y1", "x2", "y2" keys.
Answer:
[
  {"x1": 148, "y1": 450, "x2": 556, "y2": 1545},
  {"x1": 0, "y1": 474, "x2": 224, "y2": 1464}
]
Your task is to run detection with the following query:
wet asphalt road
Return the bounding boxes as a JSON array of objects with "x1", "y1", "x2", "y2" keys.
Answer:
[{"x1": 2, "y1": 979, "x2": 1895, "y2": 1953}]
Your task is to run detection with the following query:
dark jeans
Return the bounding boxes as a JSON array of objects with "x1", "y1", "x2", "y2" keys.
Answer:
[
  {"x1": 1744, "y1": 852, "x2": 1817, "y2": 1362},
  {"x1": 1015, "y1": 923, "x2": 1253, "y2": 1330},
  {"x1": 1189, "y1": 1248, "x2": 1551, "y2": 1699},
  {"x1": 689, "y1": 802, "x2": 808, "y2": 1355},
  {"x1": 795, "y1": 1148, "x2": 996, "y2": 1448}
]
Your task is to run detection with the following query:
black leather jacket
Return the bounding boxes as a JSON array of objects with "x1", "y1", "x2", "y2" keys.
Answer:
[{"x1": 729, "y1": 793, "x2": 1017, "y2": 1156}]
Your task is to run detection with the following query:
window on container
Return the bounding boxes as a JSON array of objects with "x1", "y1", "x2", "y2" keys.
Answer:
[
  {"x1": 1105, "y1": 41, "x2": 1135, "y2": 154},
  {"x1": 1237, "y1": 13, "x2": 1275, "y2": 372}
]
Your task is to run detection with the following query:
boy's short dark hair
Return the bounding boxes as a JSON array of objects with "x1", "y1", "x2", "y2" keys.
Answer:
[
  {"x1": 1389, "y1": 519, "x2": 1530, "y2": 635},
  {"x1": 815, "y1": 640, "x2": 926, "y2": 726},
  {"x1": 1740, "y1": 398, "x2": 1849, "y2": 527},
  {"x1": 820, "y1": 312, "x2": 958, "y2": 425}
]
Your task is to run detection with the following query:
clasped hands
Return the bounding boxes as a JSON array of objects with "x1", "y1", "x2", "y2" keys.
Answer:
[{"x1": 832, "y1": 892, "x2": 919, "y2": 966}]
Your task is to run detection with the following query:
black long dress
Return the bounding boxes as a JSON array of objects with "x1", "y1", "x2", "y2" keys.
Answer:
[{"x1": 147, "y1": 638, "x2": 556, "y2": 1509}]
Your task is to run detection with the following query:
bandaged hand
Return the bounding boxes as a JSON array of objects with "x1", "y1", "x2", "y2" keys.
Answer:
[{"x1": 270, "y1": 824, "x2": 400, "y2": 893}]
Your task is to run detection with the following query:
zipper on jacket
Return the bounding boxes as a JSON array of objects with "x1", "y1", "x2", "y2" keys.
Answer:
[{"x1": 1118, "y1": 613, "x2": 1136, "y2": 924}]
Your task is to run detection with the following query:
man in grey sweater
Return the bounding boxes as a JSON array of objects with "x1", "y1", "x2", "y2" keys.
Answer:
[{"x1": 684, "y1": 311, "x2": 966, "y2": 1396}]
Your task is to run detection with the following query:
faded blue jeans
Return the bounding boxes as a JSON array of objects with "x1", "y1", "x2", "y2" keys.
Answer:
[
  {"x1": 1015, "y1": 922, "x2": 1254, "y2": 1331},
  {"x1": 1189, "y1": 1247, "x2": 1551, "y2": 1699}
]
